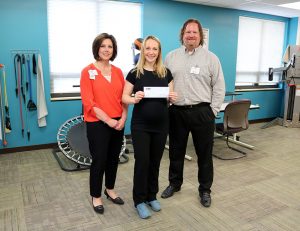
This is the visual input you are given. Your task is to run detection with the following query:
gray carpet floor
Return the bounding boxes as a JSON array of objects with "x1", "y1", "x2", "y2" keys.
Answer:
[{"x1": 1, "y1": 123, "x2": 300, "y2": 231}]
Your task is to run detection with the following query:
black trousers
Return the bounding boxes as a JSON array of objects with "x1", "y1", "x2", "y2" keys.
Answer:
[
  {"x1": 168, "y1": 103, "x2": 215, "y2": 194},
  {"x1": 131, "y1": 129, "x2": 167, "y2": 206},
  {"x1": 86, "y1": 121, "x2": 124, "y2": 198}
]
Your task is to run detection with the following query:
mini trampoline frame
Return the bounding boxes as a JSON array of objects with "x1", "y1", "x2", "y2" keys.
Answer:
[{"x1": 54, "y1": 115, "x2": 128, "y2": 171}]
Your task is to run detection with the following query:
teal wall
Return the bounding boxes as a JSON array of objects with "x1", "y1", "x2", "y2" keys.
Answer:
[
  {"x1": 288, "y1": 17, "x2": 298, "y2": 45},
  {"x1": 0, "y1": 0, "x2": 298, "y2": 149},
  {"x1": 0, "y1": 0, "x2": 82, "y2": 149}
]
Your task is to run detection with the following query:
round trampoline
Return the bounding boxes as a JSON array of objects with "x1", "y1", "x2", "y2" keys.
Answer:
[{"x1": 57, "y1": 115, "x2": 128, "y2": 168}]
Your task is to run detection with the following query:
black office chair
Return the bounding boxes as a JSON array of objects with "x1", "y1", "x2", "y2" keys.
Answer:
[{"x1": 213, "y1": 99, "x2": 251, "y2": 160}]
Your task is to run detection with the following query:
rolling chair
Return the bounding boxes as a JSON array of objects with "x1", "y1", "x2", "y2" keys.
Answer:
[{"x1": 213, "y1": 99, "x2": 251, "y2": 160}]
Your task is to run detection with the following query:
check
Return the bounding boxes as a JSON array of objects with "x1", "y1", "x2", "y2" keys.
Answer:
[{"x1": 144, "y1": 87, "x2": 169, "y2": 98}]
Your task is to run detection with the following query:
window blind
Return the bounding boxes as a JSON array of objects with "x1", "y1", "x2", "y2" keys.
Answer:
[
  {"x1": 47, "y1": 0, "x2": 142, "y2": 96},
  {"x1": 235, "y1": 16, "x2": 285, "y2": 87}
]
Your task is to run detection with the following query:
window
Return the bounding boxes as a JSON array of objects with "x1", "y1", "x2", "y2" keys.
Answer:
[
  {"x1": 235, "y1": 16, "x2": 285, "y2": 88},
  {"x1": 47, "y1": 0, "x2": 142, "y2": 98}
]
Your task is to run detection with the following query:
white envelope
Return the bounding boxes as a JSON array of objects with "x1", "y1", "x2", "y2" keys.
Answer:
[{"x1": 144, "y1": 87, "x2": 169, "y2": 98}]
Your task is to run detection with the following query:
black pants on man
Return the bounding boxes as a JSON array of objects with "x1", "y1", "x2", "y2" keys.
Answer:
[
  {"x1": 168, "y1": 103, "x2": 215, "y2": 194},
  {"x1": 86, "y1": 121, "x2": 124, "y2": 198}
]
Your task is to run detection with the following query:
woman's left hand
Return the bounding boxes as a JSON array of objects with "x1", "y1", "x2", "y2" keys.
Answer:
[{"x1": 169, "y1": 91, "x2": 178, "y2": 104}]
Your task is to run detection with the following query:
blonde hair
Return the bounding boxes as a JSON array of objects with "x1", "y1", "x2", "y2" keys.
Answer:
[{"x1": 135, "y1": 35, "x2": 167, "y2": 78}]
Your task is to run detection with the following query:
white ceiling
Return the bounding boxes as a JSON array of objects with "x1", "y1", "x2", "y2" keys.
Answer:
[{"x1": 175, "y1": 0, "x2": 300, "y2": 17}]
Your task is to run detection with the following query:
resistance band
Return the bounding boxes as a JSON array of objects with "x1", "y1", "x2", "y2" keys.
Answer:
[
  {"x1": 21, "y1": 54, "x2": 30, "y2": 140},
  {"x1": 26, "y1": 55, "x2": 37, "y2": 111},
  {"x1": 14, "y1": 54, "x2": 25, "y2": 137},
  {"x1": 32, "y1": 54, "x2": 37, "y2": 75}
]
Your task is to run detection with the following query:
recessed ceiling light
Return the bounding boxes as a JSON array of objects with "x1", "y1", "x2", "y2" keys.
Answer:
[{"x1": 280, "y1": 2, "x2": 300, "y2": 10}]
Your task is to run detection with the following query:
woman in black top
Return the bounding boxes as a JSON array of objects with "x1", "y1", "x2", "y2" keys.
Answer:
[{"x1": 122, "y1": 35, "x2": 177, "y2": 219}]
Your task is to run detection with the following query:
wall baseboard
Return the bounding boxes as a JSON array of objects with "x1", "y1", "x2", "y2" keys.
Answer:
[
  {"x1": 0, "y1": 143, "x2": 57, "y2": 154},
  {"x1": 249, "y1": 117, "x2": 279, "y2": 124}
]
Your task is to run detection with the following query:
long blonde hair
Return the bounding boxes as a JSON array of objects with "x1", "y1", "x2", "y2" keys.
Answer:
[{"x1": 135, "y1": 35, "x2": 167, "y2": 78}]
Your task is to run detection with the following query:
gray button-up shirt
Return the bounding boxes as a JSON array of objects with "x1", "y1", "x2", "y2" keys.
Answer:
[{"x1": 165, "y1": 46, "x2": 225, "y2": 115}]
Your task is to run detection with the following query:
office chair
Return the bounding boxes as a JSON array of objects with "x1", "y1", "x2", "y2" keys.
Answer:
[{"x1": 213, "y1": 99, "x2": 251, "y2": 160}]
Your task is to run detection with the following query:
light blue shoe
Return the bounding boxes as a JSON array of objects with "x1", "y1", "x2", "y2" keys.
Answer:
[
  {"x1": 147, "y1": 200, "x2": 161, "y2": 212},
  {"x1": 136, "y1": 203, "x2": 151, "y2": 219}
]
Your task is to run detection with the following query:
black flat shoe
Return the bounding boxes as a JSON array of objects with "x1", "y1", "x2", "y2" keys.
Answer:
[
  {"x1": 104, "y1": 189, "x2": 124, "y2": 205},
  {"x1": 92, "y1": 197, "x2": 104, "y2": 214},
  {"x1": 161, "y1": 185, "x2": 181, "y2": 199}
]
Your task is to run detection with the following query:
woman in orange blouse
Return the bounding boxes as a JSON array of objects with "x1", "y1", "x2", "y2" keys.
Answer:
[{"x1": 80, "y1": 33, "x2": 127, "y2": 214}]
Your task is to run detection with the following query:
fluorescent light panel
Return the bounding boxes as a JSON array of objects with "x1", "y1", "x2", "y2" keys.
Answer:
[{"x1": 280, "y1": 2, "x2": 300, "y2": 10}]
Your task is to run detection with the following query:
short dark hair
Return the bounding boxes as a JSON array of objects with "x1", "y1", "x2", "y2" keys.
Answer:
[
  {"x1": 180, "y1": 18, "x2": 204, "y2": 46},
  {"x1": 92, "y1": 33, "x2": 118, "y2": 61}
]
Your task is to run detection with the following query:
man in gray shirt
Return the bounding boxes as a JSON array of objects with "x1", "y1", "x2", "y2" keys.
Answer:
[{"x1": 161, "y1": 18, "x2": 225, "y2": 207}]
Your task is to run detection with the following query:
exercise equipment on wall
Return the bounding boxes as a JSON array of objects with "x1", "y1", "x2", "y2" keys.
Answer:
[
  {"x1": 0, "y1": 74, "x2": 6, "y2": 146},
  {"x1": 0, "y1": 64, "x2": 11, "y2": 133},
  {"x1": 21, "y1": 54, "x2": 31, "y2": 140},
  {"x1": 14, "y1": 54, "x2": 25, "y2": 137},
  {"x1": 0, "y1": 64, "x2": 11, "y2": 146},
  {"x1": 12, "y1": 49, "x2": 40, "y2": 140},
  {"x1": 26, "y1": 55, "x2": 37, "y2": 111},
  {"x1": 266, "y1": 45, "x2": 300, "y2": 128}
]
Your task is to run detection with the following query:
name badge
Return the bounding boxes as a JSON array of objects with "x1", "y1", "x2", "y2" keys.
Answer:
[
  {"x1": 190, "y1": 66, "x2": 200, "y2": 74},
  {"x1": 88, "y1": 69, "x2": 98, "y2": 80}
]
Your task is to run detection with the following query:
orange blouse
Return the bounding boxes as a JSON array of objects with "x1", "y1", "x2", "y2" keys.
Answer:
[{"x1": 80, "y1": 63, "x2": 125, "y2": 122}]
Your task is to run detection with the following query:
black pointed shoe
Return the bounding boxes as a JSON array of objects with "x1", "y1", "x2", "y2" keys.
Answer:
[
  {"x1": 104, "y1": 189, "x2": 124, "y2": 205},
  {"x1": 92, "y1": 197, "x2": 104, "y2": 214},
  {"x1": 200, "y1": 192, "x2": 211, "y2": 207},
  {"x1": 161, "y1": 185, "x2": 181, "y2": 199}
]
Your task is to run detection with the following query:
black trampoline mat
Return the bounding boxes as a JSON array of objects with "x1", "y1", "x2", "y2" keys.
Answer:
[{"x1": 67, "y1": 122, "x2": 91, "y2": 158}]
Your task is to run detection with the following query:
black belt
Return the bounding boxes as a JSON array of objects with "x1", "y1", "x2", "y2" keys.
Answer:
[{"x1": 172, "y1": 102, "x2": 210, "y2": 109}]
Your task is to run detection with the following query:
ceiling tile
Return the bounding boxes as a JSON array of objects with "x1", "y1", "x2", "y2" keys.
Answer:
[{"x1": 174, "y1": 0, "x2": 300, "y2": 17}]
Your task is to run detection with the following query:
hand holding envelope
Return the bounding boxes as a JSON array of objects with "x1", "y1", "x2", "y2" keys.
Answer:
[
  {"x1": 168, "y1": 91, "x2": 178, "y2": 104},
  {"x1": 134, "y1": 91, "x2": 145, "y2": 104},
  {"x1": 142, "y1": 86, "x2": 177, "y2": 103}
]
